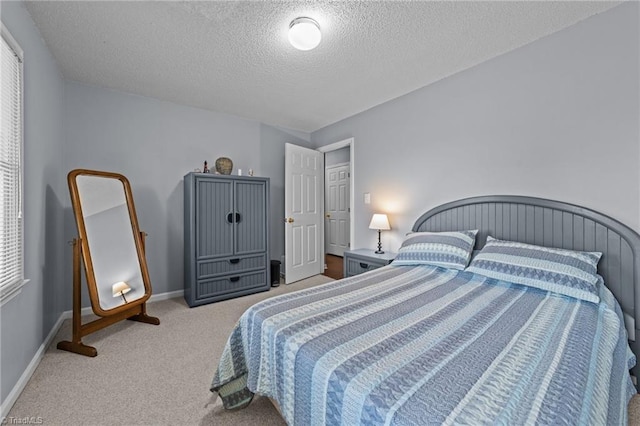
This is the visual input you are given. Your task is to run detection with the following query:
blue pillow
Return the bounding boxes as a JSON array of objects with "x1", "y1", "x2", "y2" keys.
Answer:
[
  {"x1": 392, "y1": 230, "x2": 478, "y2": 270},
  {"x1": 465, "y1": 236, "x2": 602, "y2": 303}
]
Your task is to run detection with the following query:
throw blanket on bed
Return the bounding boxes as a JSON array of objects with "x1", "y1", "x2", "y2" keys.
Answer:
[{"x1": 211, "y1": 265, "x2": 636, "y2": 425}]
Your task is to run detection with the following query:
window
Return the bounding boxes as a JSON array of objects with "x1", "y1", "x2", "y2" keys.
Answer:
[{"x1": 1, "y1": 24, "x2": 26, "y2": 305}]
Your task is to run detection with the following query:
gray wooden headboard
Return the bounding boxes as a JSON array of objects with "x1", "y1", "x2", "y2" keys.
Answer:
[{"x1": 413, "y1": 195, "x2": 640, "y2": 377}]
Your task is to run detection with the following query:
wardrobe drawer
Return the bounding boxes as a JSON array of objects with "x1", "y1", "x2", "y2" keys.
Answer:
[
  {"x1": 197, "y1": 254, "x2": 266, "y2": 278},
  {"x1": 196, "y1": 271, "x2": 267, "y2": 300}
]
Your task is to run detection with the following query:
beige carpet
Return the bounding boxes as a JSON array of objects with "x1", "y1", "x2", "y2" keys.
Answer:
[
  {"x1": 8, "y1": 273, "x2": 640, "y2": 425},
  {"x1": 7, "y1": 275, "x2": 333, "y2": 426},
  {"x1": 632, "y1": 394, "x2": 640, "y2": 426}
]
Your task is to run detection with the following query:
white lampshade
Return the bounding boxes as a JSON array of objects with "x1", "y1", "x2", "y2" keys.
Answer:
[
  {"x1": 112, "y1": 281, "x2": 132, "y2": 297},
  {"x1": 288, "y1": 17, "x2": 321, "y2": 51},
  {"x1": 369, "y1": 214, "x2": 391, "y2": 231}
]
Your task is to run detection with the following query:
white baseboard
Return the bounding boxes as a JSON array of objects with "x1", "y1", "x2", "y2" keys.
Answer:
[
  {"x1": 148, "y1": 289, "x2": 183, "y2": 303},
  {"x1": 0, "y1": 312, "x2": 65, "y2": 419},
  {"x1": 0, "y1": 289, "x2": 184, "y2": 418}
]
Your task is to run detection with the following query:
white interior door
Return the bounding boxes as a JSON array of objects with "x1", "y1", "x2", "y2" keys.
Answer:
[
  {"x1": 325, "y1": 163, "x2": 350, "y2": 257},
  {"x1": 285, "y1": 143, "x2": 324, "y2": 284}
]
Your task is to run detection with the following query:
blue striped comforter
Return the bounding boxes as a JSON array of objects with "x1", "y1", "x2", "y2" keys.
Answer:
[{"x1": 211, "y1": 265, "x2": 636, "y2": 425}]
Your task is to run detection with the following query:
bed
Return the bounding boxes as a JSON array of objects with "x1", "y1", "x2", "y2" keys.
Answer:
[{"x1": 211, "y1": 195, "x2": 639, "y2": 425}]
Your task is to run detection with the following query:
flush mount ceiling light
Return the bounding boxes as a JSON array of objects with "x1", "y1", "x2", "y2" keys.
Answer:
[{"x1": 288, "y1": 17, "x2": 321, "y2": 51}]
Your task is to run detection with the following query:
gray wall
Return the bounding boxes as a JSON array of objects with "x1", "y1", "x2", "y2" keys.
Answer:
[
  {"x1": 312, "y1": 2, "x2": 639, "y2": 253},
  {"x1": 0, "y1": 1, "x2": 66, "y2": 405},
  {"x1": 64, "y1": 81, "x2": 310, "y2": 301}
]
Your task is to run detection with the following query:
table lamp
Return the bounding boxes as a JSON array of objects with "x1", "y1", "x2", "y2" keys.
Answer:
[{"x1": 369, "y1": 213, "x2": 391, "y2": 254}]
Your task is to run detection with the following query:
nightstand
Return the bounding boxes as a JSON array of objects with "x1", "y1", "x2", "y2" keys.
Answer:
[{"x1": 344, "y1": 249, "x2": 396, "y2": 278}]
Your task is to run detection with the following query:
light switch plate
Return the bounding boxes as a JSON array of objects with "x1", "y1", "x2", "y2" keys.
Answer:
[{"x1": 364, "y1": 192, "x2": 371, "y2": 204}]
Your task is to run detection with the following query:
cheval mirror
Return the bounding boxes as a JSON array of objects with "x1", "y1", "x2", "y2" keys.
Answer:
[{"x1": 57, "y1": 169, "x2": 159, "y2": 357}]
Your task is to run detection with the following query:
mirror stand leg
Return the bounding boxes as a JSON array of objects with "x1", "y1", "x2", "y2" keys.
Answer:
[
  {"x1": 128, "y1": 314, "x2": 160, "y2": 325},
  {"x1": 128, "y1": 303, "x2": 160, "y2": 325},
  {"x1": 57, "y1": 238, "x2": 98, "y2": 357},
  {"x1": 57, "y1": 340, "x2": 97, "y2": 357}
]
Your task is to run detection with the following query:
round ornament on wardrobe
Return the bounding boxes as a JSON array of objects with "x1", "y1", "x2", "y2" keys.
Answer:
[{"x1": 215, "y1": 157, "x2": 233, "y2": 175}]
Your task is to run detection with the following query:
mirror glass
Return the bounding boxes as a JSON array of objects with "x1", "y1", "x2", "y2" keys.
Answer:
[{"x1": 76, "y1": 175, "x2": 146, "y2": 310}]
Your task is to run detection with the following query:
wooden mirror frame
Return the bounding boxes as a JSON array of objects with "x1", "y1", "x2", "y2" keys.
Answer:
[{"x1": 57, "y1": 169, "x2": 159, "y2": 357}]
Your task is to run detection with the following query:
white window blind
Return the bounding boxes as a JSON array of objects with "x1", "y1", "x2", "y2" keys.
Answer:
[{"x1": 1, "y1": 24, "x2": 25, "y2": 305}]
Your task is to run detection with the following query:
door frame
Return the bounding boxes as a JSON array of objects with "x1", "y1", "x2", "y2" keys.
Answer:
[{"x1": 317, "y1": 137, "x2": 355, "y2": 267}]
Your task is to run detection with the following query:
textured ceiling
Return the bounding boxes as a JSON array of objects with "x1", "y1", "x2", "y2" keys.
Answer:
[{"x1": 24, "y1": 1, "x2": 621, "y2": 133}]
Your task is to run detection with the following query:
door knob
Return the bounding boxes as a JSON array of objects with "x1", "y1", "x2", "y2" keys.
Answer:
[
  {"x1": 325, "y1": 213, "x2": 331, "y2": 218},
  {"x1": 284, "y1": 217, "x2": 294, "y2": 223}
]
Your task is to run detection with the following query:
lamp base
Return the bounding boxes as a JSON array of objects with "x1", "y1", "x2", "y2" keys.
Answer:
[{"x1": 375, "y1": 230, "x2": 384, "y2": 254}]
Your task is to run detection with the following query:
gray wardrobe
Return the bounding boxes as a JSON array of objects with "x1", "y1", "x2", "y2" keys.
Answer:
[{"x1": 184, "y1": 173, "x2": 270, "y2": 307}]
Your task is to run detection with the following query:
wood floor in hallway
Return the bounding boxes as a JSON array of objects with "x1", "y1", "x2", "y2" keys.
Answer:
[{"x1": 323, "y1": 254, "x2": 344, "y2": 280}]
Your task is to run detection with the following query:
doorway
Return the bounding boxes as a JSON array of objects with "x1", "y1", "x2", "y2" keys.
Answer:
[
  {"x1": 283, "y1": 138, "x2": 354, "y2": 283},
  {"x1": 318, "y1": 138, "x2": 354, "y2": 280},
  {"x1": 325, "y1": 162, "x2": 350, "y2": 257}
]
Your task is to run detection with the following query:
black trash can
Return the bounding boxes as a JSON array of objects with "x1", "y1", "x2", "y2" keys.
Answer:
[{"x1": 270, "y1": 260, "x2": 281, "y2": 287}]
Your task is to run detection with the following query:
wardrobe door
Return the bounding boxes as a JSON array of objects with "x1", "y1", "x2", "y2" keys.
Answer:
[
  {"x1": 234, "y1": 180, "x2": 267, "y2": 255},
  {"x1": 196, "y1": 178, "x2": 233, "y2": 258}
]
